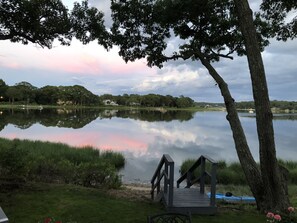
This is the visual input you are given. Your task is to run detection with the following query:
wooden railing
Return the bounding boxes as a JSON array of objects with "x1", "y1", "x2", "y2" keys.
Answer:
[
  {"x1": 176, "y1": 155, "x2": 217, "y2": 206},
  {"x1": 150, "y1": 154, "x2": 174, "y2": 207}
]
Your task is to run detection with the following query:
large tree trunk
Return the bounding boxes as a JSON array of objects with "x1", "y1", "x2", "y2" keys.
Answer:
[
  {"x1": 196, "y1": 50, "x2": 264, "y2": 210},
  {"x1": 234, "y1": 0, "x2": 290, "y2": 211}
]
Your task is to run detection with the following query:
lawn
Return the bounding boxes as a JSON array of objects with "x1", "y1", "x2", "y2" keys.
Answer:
[{"x1": 0, "y1": 182, "x2": 266, "y2": 223}]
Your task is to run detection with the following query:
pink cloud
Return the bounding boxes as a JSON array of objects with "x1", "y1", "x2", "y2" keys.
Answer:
[{"x1": 0, "y1": 40, "x2": 154, "y2": 77}]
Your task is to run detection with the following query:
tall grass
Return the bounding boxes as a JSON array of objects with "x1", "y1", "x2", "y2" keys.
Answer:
[
  {"x1": 180, "y1": 158, "x2": 297, "y2": 185},
  {"x1": 0, "y1": 137, "x2": 125, "y2": 188}
]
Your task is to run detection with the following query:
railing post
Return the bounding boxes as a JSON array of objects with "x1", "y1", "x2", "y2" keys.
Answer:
[
  {"x1": 210, "y1": 163, "x2": 217, "y2": 206},
  {"x1": 168, "y1": 161, "x2": 174, "y2": 207},
  {"x1": 157, "y1": 171, "x2": 160, "y2": 194},
  {"x1": 186, "y1": 171, "x2": 191, "y2": 188},
  {"x1": 164, "y1": 163, "x2": 168, "y2": 194},
  {"x1": 200, "y1": 156, "x2": 206, "y2": 194},
  {"x1": 151, "y1": 178, "x2": 155, "y2": 200}
]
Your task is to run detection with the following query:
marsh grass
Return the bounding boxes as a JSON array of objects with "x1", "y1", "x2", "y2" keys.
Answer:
[
  {"x1": 180, "y1": 158, "x2": 297, "y2": 185},
  {"x1": 0, "y1": 137, "x2": 125, "y2": 188}
]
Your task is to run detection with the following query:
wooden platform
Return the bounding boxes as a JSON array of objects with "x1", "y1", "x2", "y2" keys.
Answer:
[
  {"x1": 150, "y1": 154, "x2": 218, "y2": 215},
  {"x1": 162, "y1": 188, "x2": 217, "y2": 215}
]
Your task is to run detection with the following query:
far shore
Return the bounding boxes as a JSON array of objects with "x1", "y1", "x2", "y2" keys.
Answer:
[{"x1": 0, "y1": 103, "x2": 296, "y2": 114}]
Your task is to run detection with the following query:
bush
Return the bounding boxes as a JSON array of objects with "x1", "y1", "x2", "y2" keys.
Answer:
[
  {"x1": 180, "y1": 159, "x2": 198, "y2": 178},
  {"x1": 101, "y1": 151, "x2": 125, "y2": 170},
  {"x1": 289, "y1": 169, "x2": 297, "y2": 184},
  {"x1": 180, "y1": 158, "x2": 297, "y2": 185},
  {"x1": 76, "y1": 162, "x2": 122, "y2": 189},
  {"x1": 0, "y1": 141, "x2": 30, "y2": 179},
  {"x1": 179, "y1": 159, "x2": 246, "y2": 185}
]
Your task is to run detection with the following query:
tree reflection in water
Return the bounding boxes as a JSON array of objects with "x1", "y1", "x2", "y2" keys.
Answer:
[
  {"x1": 0, "y1": 108, "x2": 296, "y2": 183},
  {"x1": 0, "y1": 108, "x2": 195, "y2": 130}
]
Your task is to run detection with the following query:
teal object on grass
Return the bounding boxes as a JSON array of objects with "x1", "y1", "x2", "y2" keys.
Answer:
[{"x1": 207, "y1": 192, "x2": 256, "y2": 203}]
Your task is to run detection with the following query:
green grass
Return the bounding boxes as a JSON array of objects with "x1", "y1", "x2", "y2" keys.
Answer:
[
  {"x1": 180, "y1": 158, "x2": 297, "y2": 185},
  {"x1": 0, "y1": 182, "x2": 266, "y2": 223},
  {"x1": 0, "y1": 138, "x2": 293, "y2": 222},
  {"x1": 0, "y1": 183, "x2": 160, "y2": 223},
  {"x1": 0, "y1": 138, "x2": 125, "y2": 188}
]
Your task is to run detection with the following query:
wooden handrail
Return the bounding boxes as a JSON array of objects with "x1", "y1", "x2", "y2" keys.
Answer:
[
  {"x1": 150, "y1": 154, "x2": 174, "y2": 207},
  {"x1": 176, "y1": 155, "x2": 217, "y2": 207}
]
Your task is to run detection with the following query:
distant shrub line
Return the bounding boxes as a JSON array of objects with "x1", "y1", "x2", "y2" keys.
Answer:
[
  {"x1": 0, "y1": 138, "x2": 125, "y2": 189},
  {"x1": 180, "y1": 159, "x2": 297, "y2": 185}
]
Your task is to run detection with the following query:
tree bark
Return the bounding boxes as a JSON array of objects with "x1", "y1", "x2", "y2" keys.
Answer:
[
  {"x1": 196, "y1": 50, "x2": 264, "y2": 210},
  {"x1": 233, "y1": 0, "x2": 290, "y2": 211}
]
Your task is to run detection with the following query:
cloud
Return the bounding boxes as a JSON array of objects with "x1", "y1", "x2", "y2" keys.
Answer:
[
  {"x1": 1, "y1": 0, "x2": 297, "y2": 102},
  {"x1": 0, "y1": 39, "x2": 152, "y2": 75},
  {"x1": 132, "y1": 67, "x2": 213, "y2": 95}
]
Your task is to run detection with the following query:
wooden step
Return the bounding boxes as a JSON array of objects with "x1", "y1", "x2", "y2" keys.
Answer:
[{"x1": 163, "y1": 188, "x2": 217, "y2": 215}]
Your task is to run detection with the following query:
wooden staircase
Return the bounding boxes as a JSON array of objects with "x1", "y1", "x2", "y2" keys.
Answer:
[{"x1": 150, "y1": 154, "x2": 217, "y2": 215}]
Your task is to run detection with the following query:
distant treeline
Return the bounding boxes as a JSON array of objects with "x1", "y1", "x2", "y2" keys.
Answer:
[
  {"x1": 235, "y1": 100, "x2": 297, "y2": 111},
  {"x1": 0, "y1": 79, "x2": 194, "y2": 108},
  {"x1": 195, "y1": 100, "x2": 297, "y2": 111},
  {"x1": 1, "y1": 79, "x2": 295, "y2": 110}
]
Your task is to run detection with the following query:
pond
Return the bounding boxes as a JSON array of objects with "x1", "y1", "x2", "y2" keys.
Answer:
[{"x1": 0, "y1": 108, "x2": 296, "y2": 184}]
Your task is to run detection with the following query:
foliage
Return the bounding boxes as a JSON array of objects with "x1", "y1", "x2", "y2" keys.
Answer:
[
  {"x1": 109, "y1": 0, "x2": 296, "y2": 210},
  {"x1": 0, "y1": 0, "x2": 110, "y2": 49},
  {"x1": 106, "y1": 93, "x2": 195, "y2": 108},
  {"x1": 180, "y1": 159, "x2": 297, "y2": 185},
  {"x1": 70, "y1": 0, "x2": 111, "y2": 48},
  {"x1": 265, "y1": 207, "x2": 297, "y2": 223},
  {"x1": 259, "y1": 0, "x2": 297, "y2": 41},
  {"x1": 1, "y1": 80, "x2": 100, "y2": 106},
  {"x1": 0, "y1": 80, "x2": 8, "y2": 99},
  {"x1": 0, "y1": 138, "x2": 125, "y2": 189},
  {"x1": 235, "y1": 100, "x2": 297, "y2": 111},
  {"x1": 0, "y1": 79, "x2": 195, "y2": 108},
  {"x1": 110, "y1": 0, "x2": 270, "y2": 69},
  {"x1": 0, "y1": 0, "x2": 71, "y2": 47}
]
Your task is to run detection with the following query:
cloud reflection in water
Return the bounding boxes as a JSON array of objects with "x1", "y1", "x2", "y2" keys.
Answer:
[{"x1": 0, "y1": 110, "x2": 296, "y2": 183}]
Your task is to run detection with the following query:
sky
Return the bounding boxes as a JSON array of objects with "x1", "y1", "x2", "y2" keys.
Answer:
[{"x1": 0, "y1": 0, "x2": 296, "y2": 103}]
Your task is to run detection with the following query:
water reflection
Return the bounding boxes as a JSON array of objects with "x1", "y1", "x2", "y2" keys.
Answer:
[
  {"x1": 0, "y1": 108, "x2": 195, "y2": 130},
  {"x1": 0, "y1": 108, "x2": 296, "y2": 184}
]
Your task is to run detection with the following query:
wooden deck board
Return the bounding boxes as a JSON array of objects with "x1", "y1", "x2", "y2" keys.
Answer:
[
  {"x1": 163, "y1": 188, "x2": 217, "y2": 215},
  {"x1": 151, "y1": 154, "x2": 218, "y2": 215}
]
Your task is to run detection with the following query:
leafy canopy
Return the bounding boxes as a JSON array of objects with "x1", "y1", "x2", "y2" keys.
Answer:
[
  {"x1": 259, "y1": 0, "x2": 297, "y2": 41},
  {"x1": 0, "y1": 0, "x2": 111, "y2": 48},
  {"x1": 111, "y1": 0, "x2": 269, "y2": 68}
]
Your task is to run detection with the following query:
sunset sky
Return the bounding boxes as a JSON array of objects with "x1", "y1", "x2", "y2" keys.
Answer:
[{"x1": 0, "y1": 0, "x2": 296, "y2": 102}]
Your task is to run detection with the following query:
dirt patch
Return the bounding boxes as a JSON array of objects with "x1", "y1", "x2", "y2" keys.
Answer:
[{"x1": 107, "y1": 184, "x2": 152, "y2": 202}]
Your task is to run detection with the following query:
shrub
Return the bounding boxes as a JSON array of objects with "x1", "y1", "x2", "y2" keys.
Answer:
[
  {"x1": 289, "y1": 169, "x2": 297, "y2": 184},
  {"x1": 180, "y1": 159, "x2": 198, "y2": 178},
  {"x1": 76, "y1": 162, "x2": 122, "y2": 189},
  {"x1": 0, "y1": 141, "x2": 30, "y2": 180},
  {"x1": 101, "y1": 151, "x2": 125, "y2": 170},
  {"x1": 180, "y1": 159, "x2": 247, "y2": 185}
]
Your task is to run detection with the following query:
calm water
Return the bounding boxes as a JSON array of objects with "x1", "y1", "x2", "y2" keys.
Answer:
[{"x1": 0, "y1": 108, "x2": 296, "y2": 184}]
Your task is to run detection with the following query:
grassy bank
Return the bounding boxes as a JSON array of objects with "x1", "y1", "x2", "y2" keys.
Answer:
[
  {"x1": 0, "y1": 138, "x2": 125, "y2": 189},
  {"x1": 0, "y1": 182, "x2": 266, "y2": 223},
  {"x1": 0, "y1": 138, "x2": 294, "y2": 222}
]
